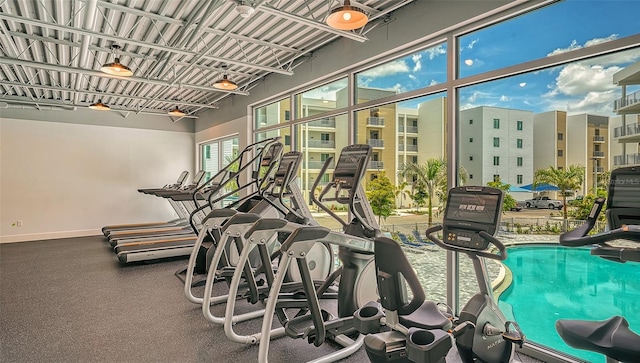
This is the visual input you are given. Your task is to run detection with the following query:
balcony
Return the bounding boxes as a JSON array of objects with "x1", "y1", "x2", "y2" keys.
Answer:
[
  {"x1": 367, "y1": 117, "x2": 385, "y2": 127},
  {"x1": 307, "y1": 140, "x2": 335, "y2": 148},
  {"x1": 307, "y1": 118, "x2": 336, "y2": 128},
  {"x1": 398, "y1": 144, "x2": 418, "y2": 152},
  {"x1": 613, "y1": 123, "x2": 640, "y2": 142},
  {"x1": 368, "y1": 139, "x2": 384, "y2": 148},
  {"x1": 593, "y1": 135, "x2": 605, "y2": 143},
  {"x1": 368, "y1": 161, "x2": 384, "y2": 170},
  {"x1": 398, "y1": 125, "x2": 418, "y2": 133},
  {"x1": 306, "y1": 160, "x2": 335, "y2": 169},
  {"x1": 592, "y1": 151, "x2": 605, "y2": 158},
  {"x1": 614, "y1": 153, "x2": 640, "y2": 166},
  {"x1": 613, "y1": 90, "x2": 640, "y2": 114}
]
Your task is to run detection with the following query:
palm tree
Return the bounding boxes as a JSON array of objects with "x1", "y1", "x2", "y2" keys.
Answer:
[
  {"x1": 533, "y1": 164, "x2": 585, "y2": 229},
  {"x1": 398, "y1": 158, "x2": 447, "y2": 226},
  {"x1": 394, "y1": 181, "x2": 410, "y2": 209}
]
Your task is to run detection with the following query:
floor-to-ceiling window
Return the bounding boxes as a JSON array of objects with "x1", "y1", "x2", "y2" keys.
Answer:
[{"x1": 248, "y1": 1, "x2": 640, "y2": 361}]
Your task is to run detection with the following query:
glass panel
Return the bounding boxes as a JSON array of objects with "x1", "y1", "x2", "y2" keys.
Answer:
[
  {"x1": 296, "y1": 78, "x2": 348, "y2": 119},
  {"x1": 353, "y1": 93, "x2": 449, "y2": 299},
  {"x1": 201, "y1": 141, "x2": 219, "y2": 181},
  {"x1": 255, "y1": 126, "x2": 291, "y2": 153},
  {"x1": 459, "y1": 0, "x2": 640, "y2": 78},
  {"x1": 457, "y1": 47, "x2": 640, "y2": 362},
  {"x1": 356, "y1": 43, "x2": 447, "y2": 104},
  {"x1": 254, "y1": 98, "x2": 290, "y2": 129},
  {"x1": 294, "y1": 115, "x2": 349, "y2": 229}
]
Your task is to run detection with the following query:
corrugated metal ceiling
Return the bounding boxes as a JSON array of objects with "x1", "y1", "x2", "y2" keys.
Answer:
[{"x1": 0, "y1": 0, "x2": 414, "y2": 119}]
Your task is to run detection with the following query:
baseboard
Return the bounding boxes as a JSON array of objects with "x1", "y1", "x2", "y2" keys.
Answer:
[{"x1": 0, "y1": 229, "x2": 102, "y2": 243}]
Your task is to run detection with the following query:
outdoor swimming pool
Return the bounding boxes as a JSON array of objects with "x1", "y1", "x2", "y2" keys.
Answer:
[{"x1": 498, "y1": 245, "x2": 640, "y2": 363}]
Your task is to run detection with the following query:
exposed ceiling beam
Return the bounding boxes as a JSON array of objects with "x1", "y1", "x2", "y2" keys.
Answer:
[
  {"x1": 0, "y1": 12, "x2": 294, "y2": 75},
  {"x1": 90, "y1": 0, "x2": 303, "y2": 55},
  {"x1": 0, "y1": 80, "x2": 219, "y2": 109},
  {"x1": 73, "y1": 0, "x2": 98, "y2": 105},
  {"x1": 258, "y1": 5, "x2": 368, "y2": 43},
  {"x1": 0, "y1": 57, "x2": 250, "y2": 95}
]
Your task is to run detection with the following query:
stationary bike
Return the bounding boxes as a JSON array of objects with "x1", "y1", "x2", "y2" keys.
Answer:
[
  {"x1": 556, "y1": 165, "x2": 640, "y2": 363},
  {"x1": 354, "y1": 186, "x2": 524, "y2": 363}
]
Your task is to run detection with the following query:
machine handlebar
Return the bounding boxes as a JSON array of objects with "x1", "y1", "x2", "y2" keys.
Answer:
[{"x1": 426, "y1": 224, "x2": 507, "y2": 261}]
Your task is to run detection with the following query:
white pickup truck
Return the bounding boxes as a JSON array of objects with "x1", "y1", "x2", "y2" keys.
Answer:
[{"x1": 524, "y1": 196, "x2": 564, "y2": 209}]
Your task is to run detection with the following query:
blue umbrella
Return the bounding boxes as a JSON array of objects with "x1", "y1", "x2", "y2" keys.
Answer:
[
  {"x1": 520, "y1": 183, "x2": 560, "y2": 191},
  {"x1": 508, "y1": 185, "x2": 531, "y2": 193}
]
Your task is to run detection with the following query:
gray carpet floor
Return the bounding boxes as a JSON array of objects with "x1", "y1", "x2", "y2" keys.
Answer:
[{"x1": 1, "y1": 236, "x2": 544, "y2": 363}]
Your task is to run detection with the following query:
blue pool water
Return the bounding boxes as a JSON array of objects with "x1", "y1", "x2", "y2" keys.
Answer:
[{"x1": 498, "y1": 245, "x2": 640, "y2": 363}]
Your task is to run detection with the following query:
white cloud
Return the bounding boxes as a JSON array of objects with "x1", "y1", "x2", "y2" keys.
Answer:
[
  {"x1": 547, "y1": 35, "x2": 619, "y2": 56},
  {"x1": 500, "y1": 95, "x2": 511, "y2": 102},
  {"x1": 412, "y1": 54, "x2": 422, "y2": 72},
  {"x1": 519, "y1": 82, "x2": 527, "y2": 87},
  {"x1": 552, "y1": 63, "x2": 621, "y2": 96},
  {"x1": 408, "y1": 74, "x2": 417, "y2": 81},
  {"x1": 424, "y1": 45, "x2": 446, "y2": 60},
  {"x1": 360, "y1": 60, "x2": 410, "y2": 78},
  {"x1": 467, "y1": 39, "x2": 478, "y2": 50},
  {"x1": 392, "y1": 83, "x2": 405, "y2": 93}
]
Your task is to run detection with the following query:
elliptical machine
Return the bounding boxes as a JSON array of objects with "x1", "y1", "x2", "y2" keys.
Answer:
[
  {"x1": 354, "y1": 186, "x2": 524, "y2": 363},
  {"x1": 556, "y1": 165, "x2": 640, "y2": 363}
]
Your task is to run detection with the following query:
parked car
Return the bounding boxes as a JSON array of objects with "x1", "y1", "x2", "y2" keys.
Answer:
[{"x1": 525, "y1": 196, "x2": 563, "y2": 209}]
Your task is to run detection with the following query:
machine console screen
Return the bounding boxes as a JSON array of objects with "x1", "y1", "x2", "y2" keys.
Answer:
[
  {"x1": 608, "y1": 167, "x2": 640, "y2": 209},
  {"x1": 442, "y1": 186, "x2": 503, "y2": 251},
  {"x1": 333, "y1": 145, "x2": 370, "y2": 189}
]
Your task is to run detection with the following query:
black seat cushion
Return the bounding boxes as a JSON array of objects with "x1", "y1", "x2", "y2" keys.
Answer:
[{"x1": 399, "y1": 300, "x2": 452, "y2": 331}]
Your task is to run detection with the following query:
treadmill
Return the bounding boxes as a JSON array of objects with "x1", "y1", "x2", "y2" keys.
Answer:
[
  {"x1": 114, "y1": 137, "x2": 282, "y2": 263},
  {"x1": 106, "y1": 170, "x2": 206, "y2": 243},
  {"x1": 101, "y1": 170, "x2": 190, "y2": 237}
]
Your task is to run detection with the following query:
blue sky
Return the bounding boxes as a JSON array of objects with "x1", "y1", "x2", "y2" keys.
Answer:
[{"x1": 354, "y1": 0, "x2": 640, "y2": 116}]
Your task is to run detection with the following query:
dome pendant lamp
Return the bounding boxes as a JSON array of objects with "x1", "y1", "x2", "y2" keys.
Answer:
[
  {"x1": 213, "y1": 65, "x2": 238, "y2": 91},
  {"x1": 168, "y1": 106, "x2": 186, "y2": 117},
  {"x1": 326, "y1": 0, "x2": 369, "y2": 31},
  {"x1": 100, "y1": 45, "x2": 134, "y2": 77},
  {"x1": 89, "y1": 99, "x2": 111, "y2": 111}
]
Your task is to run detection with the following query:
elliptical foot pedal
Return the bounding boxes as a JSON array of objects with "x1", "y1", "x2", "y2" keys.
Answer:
[{"x1": 284, "y1": 310, "x2": 333, "y2": 339}]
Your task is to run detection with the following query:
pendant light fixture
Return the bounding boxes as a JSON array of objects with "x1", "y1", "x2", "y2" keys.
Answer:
[
  {"x1": 326, "y1": 0, "x2": 369, "y2": 31},
  {"x1": 89, "y1": 99, "x2": 110, "y2": 111},
  {"x1": 168, "y1": 106, "x2": 186, "y2": 117},
  {"x1": 100, "y1": 45, "x2": 134, "y2": 77},
  {"x1": 213, "y1": 65, "x2": 238, "y2": 91}
]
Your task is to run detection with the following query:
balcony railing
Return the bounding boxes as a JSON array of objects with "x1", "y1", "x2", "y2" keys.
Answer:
[
  {"x1": 368, "y1": 161, "x2": 384, "y2": 170},
  {"x1": 613, "y1": 90, "x2": 640, "y2": 110},
  {"x1": 398, "y1": 125, "x2": 418, "y2": 133},
  {"x1": 593, "y1": 151, "x2": 605, "y2": 158},
  {"x1": 368, "y1": 139, "x2": 384, "y2": 148},
  {"x1": 367, "y1": 117, "x2": 385, "y2": 126},
  {"x1": 306, "y1": 160, "x2": 335, "y2": 169},
  {"x1": 593, "y1": 135, "x2": 605, "y2": 142},
  {"x1": 307, "y1": 140, "x2": 335, "y2": 148},
  {"x1": 308, "y1": 118, "x2": 336, "y2": 128},
  {"x1": 614, "y1": 153, "x2": 640, "y2": 166},
  {"x1": 398, "y1": 144, "x2": 418, "y2": 152},
  {"x1": 613, "y1": 123, "x2": 640, "y2": 138}
]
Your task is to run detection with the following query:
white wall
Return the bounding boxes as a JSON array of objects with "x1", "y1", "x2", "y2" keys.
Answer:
[{"x1": 1, "y1": 118, "x2": 194, "y2": 243}]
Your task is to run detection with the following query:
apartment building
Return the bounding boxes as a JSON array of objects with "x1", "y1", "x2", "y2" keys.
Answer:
[
  {"x1": 533, "y1": 111, "x2": 610, "y2": 196},
  {"x1": 611, "y1": 61, "x2": 640, "y2": 168},
  {"x1": 459, "y1": 106, "x2": 534, "y2": 187}
]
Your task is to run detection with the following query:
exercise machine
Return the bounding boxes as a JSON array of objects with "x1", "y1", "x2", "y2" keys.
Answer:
[
  {"x1": 354, "y1": 186, "x2": 524, "y2": 363},
  {"x1": 556, "y1": 165, "x2": 640, "y2": 363},
  {"x1": 257, "y1": 144, "x2": 381, "y2": 363},
  {"x1": 114, "y1": 138, "x2": 281, "y2": 263},
  {"x1": 101, "y1": 170, "x2": 190, "y2": 237}
]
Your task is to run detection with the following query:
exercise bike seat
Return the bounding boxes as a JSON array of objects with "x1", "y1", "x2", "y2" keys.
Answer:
[{"x1": 556, "y1": 316, "x2": 640, "y2": 362}]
